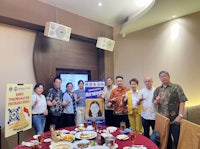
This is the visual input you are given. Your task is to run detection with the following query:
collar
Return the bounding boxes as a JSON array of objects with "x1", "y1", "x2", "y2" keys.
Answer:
[{"x1": 161, "y1": 82, "x2": 172, "y2": 88}]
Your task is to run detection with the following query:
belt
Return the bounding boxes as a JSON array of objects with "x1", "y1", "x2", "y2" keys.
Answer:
[{"x1": 32, "y1": 113, "x2": 44, "y2": 116}]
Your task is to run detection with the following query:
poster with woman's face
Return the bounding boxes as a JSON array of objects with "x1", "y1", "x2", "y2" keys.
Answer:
[{"x1": 85, "y1": 98, "x2": 104, "y2": 120}]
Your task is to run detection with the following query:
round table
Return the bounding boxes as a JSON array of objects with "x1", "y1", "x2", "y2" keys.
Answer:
[{"x1": 14, "y1": 126, "x2": 159, "y2": 149}]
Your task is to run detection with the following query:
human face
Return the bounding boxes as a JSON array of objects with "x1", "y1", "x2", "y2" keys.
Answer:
[
  {"x1": 67, "y1": 84, "x2": 73, "y2": 92},
  {"x1": 116, "y1": 78, "x2": 123, "y2": 88},
  {"x1": 54, "y1": 79, "x2": 62, "y2": 90},
  {"x1": 130, "y1": 81, "x2": 138, "y2": 91},
  {"x1": 144, "y1": 77, "x2": 153, "y2": 89},
  {"x1": 78, "y1": 82, "x2": 84, "y2": 90},
  {"x1": 90, "y1": 102, "x2": 100, "y2": 116},
  {"x1": 106, "y1": 78, "x2": 113, "y2": 86},
  {"x1": 159, "y1": 73, "x2": 170, "y2": 86},
  {"x1": 35, "y1": 85, "x2": 44, "y2": 95}
]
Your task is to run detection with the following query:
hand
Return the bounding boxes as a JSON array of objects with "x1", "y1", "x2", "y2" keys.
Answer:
[
  {"x1": 138, "y1": 94, "x2": 144, "y2": 104},
  {"x1": 174, "y1": 115, "x2": 182, "y2": 123},
  {"x1": 34, "y1": 99, "x2": 39, "y2": 106},
  {"x1": 154, "y1": 95, "x2": 161, "y2": 104},
  {"x1": 52, "y1": 100, "x2": 57, "y2": 106},
  {"x1": 44, "y1": 109, "x2": 48, "y2": 116},
  {"x1": 111, "y1": 97, "x2": 117, "y2": 102}
]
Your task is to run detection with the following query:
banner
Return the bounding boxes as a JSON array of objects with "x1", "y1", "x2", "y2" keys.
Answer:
[
  {"x1": 5, "y1": 84, "x2": 33, "y2": 138},
  {"x1": 85, "y1": 81, "x2": 105, "y2": 98},
  {"x1": 85, "y1": 81, "x2": 105, "y2": 125}
]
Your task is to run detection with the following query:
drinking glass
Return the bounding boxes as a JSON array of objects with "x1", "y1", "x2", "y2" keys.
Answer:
[
  {"x1": 49, "y1": 124, "x2": 56, "y2": 131},
  {"x1": 92, "y1": 120, "x2": 96, "y2": 128},
  {"x1": 120, "y1": 121, "x2": 126, "y2": 131},
  {"x1": 84, "y1": 121, "x2": 88, "y2": 128},
  {"x1": 105, "y1": 136, "x2": 115, "y2": 148},
  {"x1": 130, "y1": 132, "x2": 137, "y2": 145}
]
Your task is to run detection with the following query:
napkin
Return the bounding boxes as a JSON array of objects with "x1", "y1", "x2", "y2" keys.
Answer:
[{"x1": 120, "y1": 128, "x2": 132, "y2": 134}]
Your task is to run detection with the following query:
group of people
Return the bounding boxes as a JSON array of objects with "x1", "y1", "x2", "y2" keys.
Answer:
[
  {"x1": 32, "y1": 77, "x2": 86, "y2": 133},
  {"x1": 32, "y1": 70, "x2": 187, "y2": 149},
  {"x1": 101, "y1": 71, "x2": 187, "y2": 149}
]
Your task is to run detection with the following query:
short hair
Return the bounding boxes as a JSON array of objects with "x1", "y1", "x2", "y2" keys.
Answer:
[
  {"x1": 66, "y1": 82, "x2": 73, "y2": 88},
  {"x1": 34, "y1": 83, "x2": 44, "y2": 90},
  {"x1": 159, "y1": 70, "x2": 170, "y2": 77},
  {"x1": 106, "y1": 76, "x2": 113, "y2": 81},
  {"x1": 129, "y1": 78, "x2": 139, "y2": 85},
  {"x1": 116, "y1": 75, "x2": 123, "y2": 80},
  {"x1": 78, "y1": 80, "x2": 84, "y2": 85},
  {"x1": 53, "y1": 76, "x2": 62, "y2": 82}
]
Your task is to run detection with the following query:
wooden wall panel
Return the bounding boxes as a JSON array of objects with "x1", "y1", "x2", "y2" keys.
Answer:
[{"x1": 33, "y1": 32, "x2": 104, "y2": 94}]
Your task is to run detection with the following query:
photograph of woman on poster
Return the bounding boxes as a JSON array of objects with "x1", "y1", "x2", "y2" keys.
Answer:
[{"x1": 89, "y1": 101, "x2": 102, "y2": 117}]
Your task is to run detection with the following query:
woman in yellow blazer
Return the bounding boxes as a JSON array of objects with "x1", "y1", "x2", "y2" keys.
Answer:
[{"x1": 124, "y1": 78, "x2": 142, "y2": 133}]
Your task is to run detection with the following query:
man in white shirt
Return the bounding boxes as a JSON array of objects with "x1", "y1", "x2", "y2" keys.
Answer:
[{"x1": 138, "y1": 77, "x2": 156, "y2": 138}]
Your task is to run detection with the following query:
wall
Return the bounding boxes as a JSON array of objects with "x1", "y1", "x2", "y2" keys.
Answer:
[
  {"x1": 0, "y1": 23, "x2": 36, "y2": 148},
  {"x1": 113, "y1": 12, "x2": 200, "y2": 107}
]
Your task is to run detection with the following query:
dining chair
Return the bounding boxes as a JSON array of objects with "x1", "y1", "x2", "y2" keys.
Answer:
[
  {"x1": 177, "y1": 119, "x2": 200, "y2": 149},
  {"x1": 154, "y1": 113, "x2": 170, "y2": 149}
]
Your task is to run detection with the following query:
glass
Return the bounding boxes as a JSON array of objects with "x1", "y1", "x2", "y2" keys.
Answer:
[
  {"x1": 49, "y1": 124, "x2": 56, "y2": 131},
  {"x1": 92, "y1": 120, "x2": 96, "y2": 129},
  {"x1": 130, "y1": 132, "x2": 137, "y2": 145},
  {"x1": 105, "y1": 136, "x2": 115, "y2": 148},
  {"x1": 84, "y1": 121, "x2": 88, "y2": 128},
  {"x1": 120, "y1": 121, "x2": 126, "y2": 131}
]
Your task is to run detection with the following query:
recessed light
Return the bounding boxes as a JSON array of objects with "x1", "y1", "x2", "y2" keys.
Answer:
[
  {"x1": 98, "y1": 2, "x2": 102, "y2": 6},
  {"x1": 172, "y1": 15, "x2": 176, "y2": 18}
]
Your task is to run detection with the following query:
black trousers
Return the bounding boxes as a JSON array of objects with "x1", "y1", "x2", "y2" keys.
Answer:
[
  {"x1": 142, "y1": 117, "x2": 155, "y2": 138},
  {"x1": 63, "y1": 113, "x2": 75, "y2": 127},
  {"x1": 105, "y1": 110, "x2": 116, "y2": 126},
  {"x1": 113, "y1": 114, "x2": 130, "y2": 128},
  {"x1": 49, "y1": 115, "x2": 63, "y2": 129}
]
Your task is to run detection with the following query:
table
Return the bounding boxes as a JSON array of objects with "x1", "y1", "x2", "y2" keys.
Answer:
[{"x1": 14, "y1": 126, "x2": 159, "y2": 149}]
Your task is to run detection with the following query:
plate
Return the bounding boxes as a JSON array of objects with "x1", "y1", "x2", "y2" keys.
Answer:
[
  {"x1": 75, "y1": 131, "x2": 97, "y2": 139},
  {"x1": 116, "y1": 134, "x2": 129, "y2": 140},
  {"x1": 44, "y1": 138, "x2": 51, "y2": 143},
  {"x1": 33, "y1": 134, "x2": 40, "y2": 139},
  {"x1": 87, "y1": 145, "x2": 110, "y2": 149},
  {"x1": 49, "y1": 141, "x2": 73, "y2": 149},
  {"x1": 21, "y1": 141, "x2": 35, "y2": 147},
  {"x1": 123, "y1": 145, "x2": 147, "y2": 149},
  {"x1": 72, "y1": 139, "x2": 90, "y2": 148},
  {"x1": 103, "y1": 143, "x2": 118, "y2": 149},
  {"x1": 106, "y1": 126, "x2": 117, "y2": 133},
  {"x1": 60, "y1": 129, "x2": 70, "y2": 134}
]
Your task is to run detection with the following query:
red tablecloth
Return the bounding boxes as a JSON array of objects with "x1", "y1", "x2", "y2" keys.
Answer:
[{"x1": 14, "y1": 126, "x2": 159, "y2": 149}]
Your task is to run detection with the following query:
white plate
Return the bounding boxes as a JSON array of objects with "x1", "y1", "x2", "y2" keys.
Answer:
[
  {"x1": 72, "y1": 139, "x2": 90, "y2": 148},
  {"x1": 103, "y1": 143, "x2": 118, "y2": 149},
  {"x1": 44, "y1": 138, "x2": 51, "y2": 143},
  {"x1": 106, "y1": 126, "x2": 117, "y2": 133},
  {"x1": 123, "y1": 145, "x2": 147, "y2": 149},
  {"x1": 60, "y1": 129, "x2": 70, "y2": 134},
  {"x1": 87, "y1": 145, "x2": 109, "y2": 149},
  {"x1": 49, "y1": 141, "x2": 73, "y2": 149},
  {"x1": 33, "y1": 134, "x2": 40, "y2": 139},
  {"x1": 21, "y1": 141, "x2": 35, "y2": 147},
  {"x1": 116, "y1": 134, "x2": 129, "y2": 140},
  {"x1": 75, "y1": 131, "x2": 97, "y2": 139}
]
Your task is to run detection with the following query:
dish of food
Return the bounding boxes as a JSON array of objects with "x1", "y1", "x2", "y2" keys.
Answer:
[
  {"x1": 103, "y1": 143, "x2": 118, "y2": 149},
  {"x1": 87, "y1": 145, "x2": 110, "y2": 149},
  {"x1": 58, "y1": 134, "x2": 75, "y2": 142},
  {"x1": 49, "y1": 141, "x2": 73, "y2": 149},
  {"x1": 106, "y1": 126, "x2": 117, "y2": 133},
  {"x1": 116, "y1": 134, "x2": 129, "y2": 140},
  {"x1": 75, "y1": 131, "x2": 97, "y2": 139},
  {"x1": 33, "y1": 134, "x2": 40, "y2": 139},
  {"x1": 44, "y1": 138, "x2": 52, "y2": 143}
]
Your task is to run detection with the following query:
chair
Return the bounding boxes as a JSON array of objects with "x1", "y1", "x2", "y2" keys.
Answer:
[
  {"x1": 177, "y1": 119, "x2": 200, "y2": 149},
  {"x1": 154, "y1": 113, "x2": 170, "y2": 149}
]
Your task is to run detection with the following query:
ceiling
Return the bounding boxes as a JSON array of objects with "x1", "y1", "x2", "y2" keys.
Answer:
[{"x1": 38, "y1": 0, "x2": 200, "y2": 35}]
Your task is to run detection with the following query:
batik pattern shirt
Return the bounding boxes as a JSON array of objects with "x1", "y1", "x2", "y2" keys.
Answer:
[
  {"x1": 46, "y1": 88, "x2": 63, "y2": 116},
  {"x1": 153, "y1": 83, "x2": 188, "y2": 121}
]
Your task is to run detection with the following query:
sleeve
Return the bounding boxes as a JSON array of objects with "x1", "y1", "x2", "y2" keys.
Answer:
[
  {"x1": 32, "y1": 94, "x2": 36, "y2": 105},
  {"x1": 46, "y1": 89, "x2": 53, "y2": 101},
  {"x1": 63, "y1": 93, "x2": 71, "y2": 102},
  {"x1": 153, "y1": 87, "x2": 159, "y2": 102},
  {"x1": 177, "y1": 85, "x2": 188, "y2": 102}
]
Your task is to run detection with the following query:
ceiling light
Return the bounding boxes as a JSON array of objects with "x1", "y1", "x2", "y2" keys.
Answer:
[
  {"x1": 172, "y1": 15, "x2": 176, "y2": 18},
  {"x1": 98, "y1": 2, "x2": 102, "y2": 6}
]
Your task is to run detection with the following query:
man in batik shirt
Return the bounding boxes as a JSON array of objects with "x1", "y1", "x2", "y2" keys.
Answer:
[{"x1": 153, "y1": 71, "x2": 188, "y2": 149}]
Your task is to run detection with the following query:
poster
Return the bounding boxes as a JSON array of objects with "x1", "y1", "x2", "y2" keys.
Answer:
[
  {"x1": 85, "y1": 81, "x2": 105, "y2": 125},
  {"x1": 5, "y1": 84, "x2": 33, "y2": 138}
]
